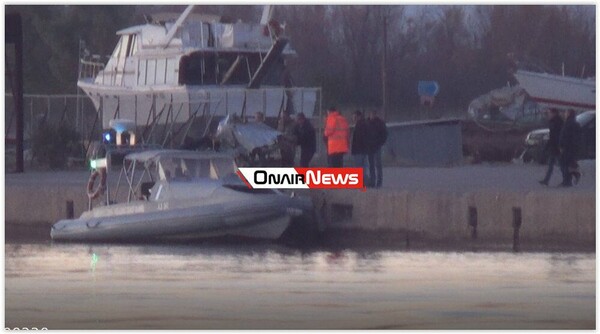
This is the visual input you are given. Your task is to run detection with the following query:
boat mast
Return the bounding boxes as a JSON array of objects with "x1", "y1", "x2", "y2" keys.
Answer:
[
  {"x1": 260, "y1": 5, "x2": 273, "y2": 25},
  {"x1": 162, "y1": 5, "x2": 195, "y2": 49}
]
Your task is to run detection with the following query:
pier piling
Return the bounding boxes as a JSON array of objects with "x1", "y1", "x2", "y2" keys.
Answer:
[
  {"x1": 512, "y1": 207, "x2": 522, "y2": 252},
  {"x1": 66, "y1": 200, "x2": 74, "y2": 219},
  {"x1": 468, "y1": 206, "x2": 478, "y2": 239}
]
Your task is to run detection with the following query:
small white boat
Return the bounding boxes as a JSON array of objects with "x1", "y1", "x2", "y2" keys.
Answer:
[
  {"x1": 514, "y1": 70, "x2": 595, "y2": 110},
  {"x1": 51, "y1": 150, "x2": 314, "y2": 242}
]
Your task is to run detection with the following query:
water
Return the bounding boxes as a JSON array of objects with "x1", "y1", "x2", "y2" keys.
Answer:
[{"x1": 5, "y1": 241, "x2": 595, "y2": 329}]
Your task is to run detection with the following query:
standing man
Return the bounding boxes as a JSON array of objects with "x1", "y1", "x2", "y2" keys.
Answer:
[
  {"x1": 539, "y1": 108, "x2": 563, "y2": 186},
  {"x1": 324, "y1": 107, "x2": 349, "y2": 167},
  {"x1": 294, "y1": 112, "x2": 316, "y2": 167},
  {"x1": 278, "y1": 110, "x2": 297, "y2": 167},
  {"x1": 351, "y1": 110, "x2": 369, "y2": 183},
  {"x1": 558, "y1": 109, "x2": 580, "y2": 187},
  {"x1": 366, "y1": 110, "x2": 387, "y2": 188}
]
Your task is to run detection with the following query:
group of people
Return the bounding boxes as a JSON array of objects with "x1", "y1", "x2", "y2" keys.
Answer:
[
  {"x1": 323, "y1": 107, "x2": 388, "y2": 188},
  {"x1": 266, "y1": 107, "x2": 388, "y2": 188},
  {"x1": 276, "y1": 111, "x2": 318, "y2": 168},
  {"x1": 539, "y1": 108, "x2": 582, "y2": 187}
]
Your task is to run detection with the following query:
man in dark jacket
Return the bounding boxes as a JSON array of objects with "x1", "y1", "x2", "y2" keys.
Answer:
[
  {"x1": 539, "y1": 108, "x2": 563, "y2": 186},
  {"x1": 294, "y1": 112, "x2": 316, "y2": 167},
  {"x1": 366, "y1": 110, "x2": 387, "y2": 188},
  {"x1": 351, "y1": 110, "x2": 369, "y2": 183},
  {"x1": 558, "y1": 109, "x2": 581, "y2": 187}
]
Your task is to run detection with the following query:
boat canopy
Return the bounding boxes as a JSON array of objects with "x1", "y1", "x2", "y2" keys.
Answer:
[{"x1": 124, "y1": 150, "x2": 237, "y2": 181}]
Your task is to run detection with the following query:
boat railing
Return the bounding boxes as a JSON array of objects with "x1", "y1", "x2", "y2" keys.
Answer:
[{"x1": 78, "y1": 56, "x2": 107, "y2": 81}]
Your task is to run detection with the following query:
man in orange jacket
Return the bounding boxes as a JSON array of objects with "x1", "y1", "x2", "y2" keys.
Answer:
[{"x1": 323, "y1": 107, "x2": 349, "y2": 167}]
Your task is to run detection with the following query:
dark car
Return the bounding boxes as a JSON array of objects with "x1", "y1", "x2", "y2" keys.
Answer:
[{"x1": 522, "y1": 110, "x2": 595, "y2": 164}]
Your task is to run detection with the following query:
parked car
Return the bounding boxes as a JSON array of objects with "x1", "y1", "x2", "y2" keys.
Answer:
[{"x1": 522, "y1": 110, "x2": 595, "y2": 164}]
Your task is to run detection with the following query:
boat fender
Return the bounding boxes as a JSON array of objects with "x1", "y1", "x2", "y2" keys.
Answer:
[{"x1": 87, "y1": 168, "x2": 107, "y2": 200}]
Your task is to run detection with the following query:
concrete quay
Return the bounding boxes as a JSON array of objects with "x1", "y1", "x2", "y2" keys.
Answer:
[
  {"x1": 308, "y1": 161, "x2": 595, "y2": 248},
  {"x1": 5, "y1": 162, "x2": 595, "y2": 248}
]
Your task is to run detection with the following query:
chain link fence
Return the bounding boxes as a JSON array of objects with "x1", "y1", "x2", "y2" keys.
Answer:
[
  {"x1": 5, "y1": 90, "x2": 324, "y2": 171},
  {"x1": 5, "y1": 93, "x2": 102, "y2": 170}
]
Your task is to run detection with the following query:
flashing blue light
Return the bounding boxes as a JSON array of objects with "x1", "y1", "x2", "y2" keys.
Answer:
[{"x1": 104, "y1": 132, "x2": 111, "y2": 142}]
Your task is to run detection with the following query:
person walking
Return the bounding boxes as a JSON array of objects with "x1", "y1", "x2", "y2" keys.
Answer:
[
  {"x1": 323, "y1": 107, "x2": 349, "y2": 167},
  {"x1": 294, "y1": 112, "x2": 316, "y2": 167},
  {"x1": 558, "y1": 109, "x2": 581, "y2": 187},
  {"x1": 366, "y1": 110, "x2": 387, "y2": 188},
  {"x1": 277, "y1": 110, "x2": 297, "y2": 167},
  {"x1": 351, "y1": 110, "x2": 369, "y2": 183},
  {"x1": 539, "y1": 108, "x2": 563, "y2": 186}
]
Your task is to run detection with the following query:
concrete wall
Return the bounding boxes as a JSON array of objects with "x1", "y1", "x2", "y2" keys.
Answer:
[
  {"x1": 6, "y1": 184, "x2": 89, "y2": 226},
  {"x1": 310, "y1": 188, "x2": 595, "y2": 246},
  {"x1": 6, "y1": 171, "x2": 594, "y2": 248}
]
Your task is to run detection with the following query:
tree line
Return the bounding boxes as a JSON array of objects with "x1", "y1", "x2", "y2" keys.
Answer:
[{"x1": 6, "y1": 5, "x2": 595, "y2": 119}]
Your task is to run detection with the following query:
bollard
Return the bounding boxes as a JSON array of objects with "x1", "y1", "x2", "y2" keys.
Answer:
[
  {"x1": 405, "y1": 231, "x2": 410, "y2": 248},
  {"x1": 468, "y1": 206, "x2": 478, "y2": 239},
  {"x1": 512, "y1": 207, "x2": 522, "y2": 252},
  {"x1": 66, "y1": 200, "x2": 74, "y2": 219}
]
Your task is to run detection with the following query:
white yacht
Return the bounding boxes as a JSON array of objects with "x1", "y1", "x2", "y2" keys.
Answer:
[{"x1": 77, "y1": 5, "x2": 319, "y2": 144}]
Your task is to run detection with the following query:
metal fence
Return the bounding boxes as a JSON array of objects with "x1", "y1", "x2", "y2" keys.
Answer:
[
  {"x1": 5, "y1": 90, "x2": 324, "y2": 169},
  {"x1": 5, "y1": 93, "x2": 101, "y2": 144}
]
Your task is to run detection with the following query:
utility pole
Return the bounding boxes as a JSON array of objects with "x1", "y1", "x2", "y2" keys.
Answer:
[
  {"x1": 382, "y1": 14, "x2": 388, "y2": 121},
  {"x1": 6, "y1": 13, "x2": 24, "y2": 173}
]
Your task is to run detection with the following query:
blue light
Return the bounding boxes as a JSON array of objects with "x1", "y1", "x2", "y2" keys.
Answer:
[{"x1": 104, "y1": 132, "x2": 111, "y2": 142}]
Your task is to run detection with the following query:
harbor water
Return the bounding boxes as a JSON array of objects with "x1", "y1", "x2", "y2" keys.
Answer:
[{"x1": 5, "y1": 236, "x2": 595, "y2": 329}]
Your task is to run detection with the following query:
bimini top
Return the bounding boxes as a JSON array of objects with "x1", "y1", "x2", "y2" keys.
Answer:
[{"x1": 124, "y1": 149, "x2": 234, "y2": 164}]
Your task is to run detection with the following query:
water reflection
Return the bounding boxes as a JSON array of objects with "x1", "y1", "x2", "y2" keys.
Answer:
[{"x1": 5, "y1": 242, "x2": 595, "y2": 329}]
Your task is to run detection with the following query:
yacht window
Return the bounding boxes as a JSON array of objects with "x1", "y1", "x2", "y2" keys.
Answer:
[
  {"x1": 128, "y1": 35, "x2": 138, "y2": 57},
  {"x1": 218, "y1": 55, "x2": 250, "y2": 85},
  {"x1": 118, "y1": 35, "x2": 129, "y2": 60},
  {"x1": 179, "y1": 52, "x2": 217, "y2": 85},
  {"x1": 111, "y1": 38, "x2": 123, "y2": 60},
  {"x1": 203, "y1": 55, "x2": 217, "y2": 84},
  {"x1": 179, "y1": 54, "x2": 200, "y2": 85}
]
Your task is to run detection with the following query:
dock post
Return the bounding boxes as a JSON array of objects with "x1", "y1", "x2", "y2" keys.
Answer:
[
  {"x1": 66, "y1": 200, "x2": 74, "y2": 219},
  {"x1": 468, "y1": 206, "x2": 477, "y2": 239},
  {"x1": 512, "y1": 207, "x2": 522, "y2": 252}
]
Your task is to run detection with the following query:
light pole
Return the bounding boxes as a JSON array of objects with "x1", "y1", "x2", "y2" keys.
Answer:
[{"x1": 382, "y1": 14, "x2": 388, "y2": 121}]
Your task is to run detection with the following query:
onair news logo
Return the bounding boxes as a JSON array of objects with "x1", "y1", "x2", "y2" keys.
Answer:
[{"x1": 236, "y1": 168, "x2": 364, "y2": 189}]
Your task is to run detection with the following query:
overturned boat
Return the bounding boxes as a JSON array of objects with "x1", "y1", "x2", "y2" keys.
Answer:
[
  {"x1": 51, "y1": 149, "x2": 314, "y2": 242},
  {"x1": 513, "y1": 69, "x2": 595, "y2": 111},
  {"x1": 467, "y1": 85, "x2": 543, "y2": 125}
]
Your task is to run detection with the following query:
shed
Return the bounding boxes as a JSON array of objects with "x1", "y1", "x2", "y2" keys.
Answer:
[{"x1": 383, "y1": 118, "x2": 463, "y2": 167}]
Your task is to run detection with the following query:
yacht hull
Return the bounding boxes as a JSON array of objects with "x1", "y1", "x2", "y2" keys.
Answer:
[{"x1": 78, "y1": 80, "x2": 317, "y2": 130}]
